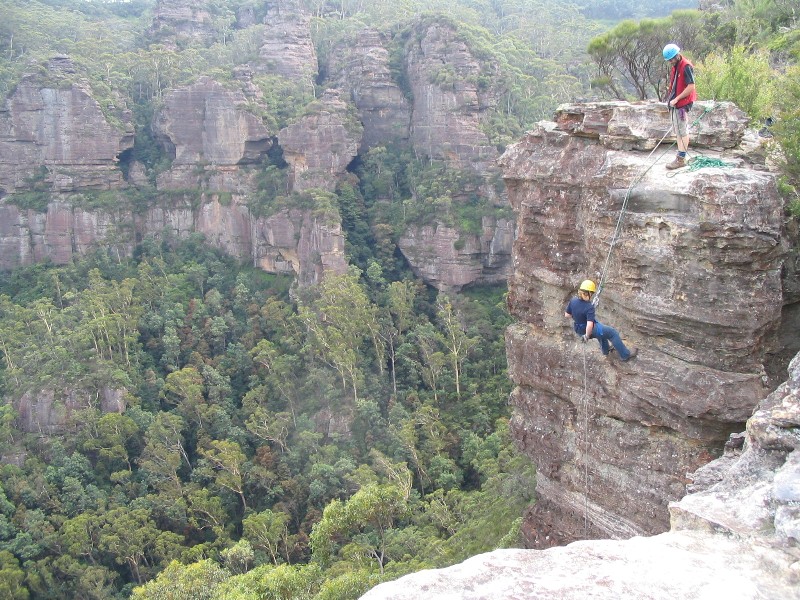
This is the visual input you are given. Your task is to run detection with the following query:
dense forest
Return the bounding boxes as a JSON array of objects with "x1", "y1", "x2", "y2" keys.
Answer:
[{"x1": 0, "y1": 0, "x2": 798, "y2": 599}]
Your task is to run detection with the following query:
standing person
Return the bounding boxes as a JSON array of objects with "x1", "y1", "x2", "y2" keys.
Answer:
[
  {"x1": 663, "y1": 43, "x2": 696, "y2": 170},
  {"x1": 565, "y1": 280, "x2": 638, "y2": 361}
]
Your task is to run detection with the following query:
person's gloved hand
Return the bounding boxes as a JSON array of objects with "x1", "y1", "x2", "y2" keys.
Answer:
[{"x1": 581, "y1": 334, "x2": 588, "y2": 343}]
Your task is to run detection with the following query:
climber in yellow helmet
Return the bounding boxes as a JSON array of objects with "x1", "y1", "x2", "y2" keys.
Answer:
[{"x1": 565, "y1": 280, "x2": 638, "y2": 361}]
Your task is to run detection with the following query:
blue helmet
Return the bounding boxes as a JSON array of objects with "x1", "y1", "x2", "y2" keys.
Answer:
[{"x1": 663, "y1": 43, "x2": 680, "y2": 60}]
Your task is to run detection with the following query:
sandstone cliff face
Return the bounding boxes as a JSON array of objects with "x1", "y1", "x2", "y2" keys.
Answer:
[
  {"x1": 15, "y1": 387, "x2": 126, "y2": 434},
  {"x1": 499, "y1": 101, "x2": 791, "y2": 547},
  {"x1": 0, "y1": 56, "x2": 133, "y2": 193},
  {"x1": 327, "y1": 29, "x2": 412, "y2": 151},
  {"x1": 359, "y1": 339, "x2": 800, "y2": 600},
  {"x1": 149, "y1": 0, "x2": 216, "y2": 46},
  {"x1": 258, "y1": 0, "x2": 317, "y2": 89},
  {"x1": 153, "y1": 77, "x2": 272, "y2": 190},
  {"x1": 397, "y1": 217, "x2": 513, "y2": 291},
  {"x1": 278, "y1": 89, "x2": 362, "y2": 193},
  {"x1": 404, "y1": 18, "x2": 501, "y2": 176}
]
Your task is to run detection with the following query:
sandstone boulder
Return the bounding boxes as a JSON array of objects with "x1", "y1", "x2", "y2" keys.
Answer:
[{"x1": 499, "y1": 100, "x2": 791, "y2": 547}]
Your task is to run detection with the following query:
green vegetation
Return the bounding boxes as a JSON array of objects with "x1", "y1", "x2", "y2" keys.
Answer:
[{"x1": 0, "y1": 239, "x2": 527, "y2": 599}]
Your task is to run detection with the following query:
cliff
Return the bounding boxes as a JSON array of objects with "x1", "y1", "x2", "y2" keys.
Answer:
[
  {"x1": 498, "y1": 100, "x2": 794, "y2": 546},
  {"x1": 0, "y1": 12, "x2": 514, "y2": 291},
  {"x1": 359, "y1": 101, "x2": 800, "y2": 600}
]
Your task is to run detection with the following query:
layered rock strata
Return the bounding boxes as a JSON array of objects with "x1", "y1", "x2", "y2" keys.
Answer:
[
  {"x1": 0, "y1": 57, "x2": 133, "y2": 193},
  {"x1": 327, "y1": 29, "x2": 412, "y2": 152},
  {"x1": 359, "y1": 289, "x2": 800, "y2": 600},
  {"x1": 499, "y1": 100, "x2": 789, "y2": 547},
  {"x1": 153, "y1": 77, "x2": 272, "y2": 191},
  {"x1": 397, "y1": 217, "x2": 514, "y2": 291},
  {"x1": 278, "y1": 89, "x2": 362, "y2": 193},
  {"x1": 405, "y1": 19, "x2": 501, "y2": 176},
  {"x1": 258, "y1": 0, "x2": 318, "y2": 89}
]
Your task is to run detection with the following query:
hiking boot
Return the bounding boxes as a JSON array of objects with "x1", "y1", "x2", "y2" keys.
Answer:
[
  {"x1": 665, "y1": 156, "x2": 686, "y2": 170},
  {"x1": 622, "y1": 348, "x2": 638, "y2": 362}
]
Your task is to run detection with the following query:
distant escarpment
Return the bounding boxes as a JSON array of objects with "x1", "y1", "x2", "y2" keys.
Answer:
[
  {"x1": 499, "y1": 100, "x2": 797, "y2": 548},
  {"x1": 0, "y1": 11, "x2": 514, "y2": 291}
]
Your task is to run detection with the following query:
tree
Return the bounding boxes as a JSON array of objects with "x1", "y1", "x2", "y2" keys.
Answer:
[
  {"x1": 131, "y1": 559, "x2": 229, "y2": 600},
  {"x1": 199, "y1": 439, "x2": 248, "y2": 512},
  {"x1": 588, "y1": 11, "x2": 704, "y2": 100},
  {"x1": 311, "y1": 484, "x2": 409, "y2": 574},
  {"x1": 697, "y1": 45, "x2": 775, "y2": 120},
  {"x1": 298, "y1": 268, "x2": 380, "y2": 402},
  {"x1": 436, "y1": 295, "x2": 478, "y2": 399},
  {"x1": 243, "y1": 509, "x2": 293, "y2": 566},
  {"x1": 0, "y1": 550, "x2": 28, "y2": 600}
]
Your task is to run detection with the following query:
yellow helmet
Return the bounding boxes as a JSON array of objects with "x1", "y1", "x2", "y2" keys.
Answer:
[{"x1": 579, "y1": 280, "x2": 597, "y2": 293}]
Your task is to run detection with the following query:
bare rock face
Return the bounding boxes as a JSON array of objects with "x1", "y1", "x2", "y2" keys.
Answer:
[
  {"x1": 0, "y1": 202, "x2": 130, "y2": 270},
  {"x1": 499, "y1": 101, "x2": 789, "y2": 547},
  {"x1": 397, "y1": 217, "x2": 514, "y2": 291},
  {"x1": 153, "y1": 77, "x2": 272, "y2": 190},
  {"x1": 15, "y1": 386, "x2": 126, "y2": 434},
  {"x1": 326, "y1": 29, "x2": 412, "y2": 151},
  {"x1": 0, "y1": 56, "x2": 133, "y2": 193},
  {"x1": 404, "y1": 18, "x2": 501, "y2": 174},
  {"x1": 257, "y1": 0, "x2": 318, "y2": 89},
  {"x1": 278, "y1": 89, "x2": 362, "y2": 193},
  {"x1": 359, "y1": 351, "x2": 800, "y2": 600},
  {"x1": 149, "y1": 0, "x2": 216, "y2": 46}
]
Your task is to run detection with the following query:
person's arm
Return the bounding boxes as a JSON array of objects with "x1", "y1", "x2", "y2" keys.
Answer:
[
  {"x1": 584, "y1": 320, "x2": 594, "y2": 339},
  {"x1": 670, "y1": 83, "x2": 695, "y2": 106}
]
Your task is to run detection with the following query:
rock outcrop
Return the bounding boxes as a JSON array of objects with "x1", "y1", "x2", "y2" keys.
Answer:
[
  {"x1": 149, "y1": 0, "x2": 216, "y2": 46},
  {"x1": 0, "y1": 56, "x2": 133, "y2": 193},
  {"x1": 327, "y1": 29, "x2": 412, "y2": 152},
  {"x1": 278, "y1": 89, "x2": 362, "y2": 193},
  {"x1": 359, "y1": 314, "x2": 800, "y2": 600},
  {"x1": 258, "y1": 0, "x2": 317, "y2": 89},
  {"x1": 15, "y1": 386, "x2": 127, "y2": 434},
  {"x1": 404, "y1": 18, "x2": 501, "y2": 176},
  {"x1": 153, "y1": 77, "x2": 272, "y2": 191},
  {"x1": 499, "y1": 100, "x2": 792, "y2": 547},
  {"x1": 397, "y1": 217, "x2": 513, "y2": 291}
]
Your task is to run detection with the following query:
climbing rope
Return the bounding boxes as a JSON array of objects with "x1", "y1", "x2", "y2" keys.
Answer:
[
  {"x1": 581, "y1": 341, "x2": 590, "y2": 537},
  {"x1": 592, "y1": 102, "x2": 720, "y2": 304}
]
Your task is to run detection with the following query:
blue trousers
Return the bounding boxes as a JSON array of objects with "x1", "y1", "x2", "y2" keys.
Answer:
[{"x1": 592, "y1": 322, "x2": 632, "y2": 360}]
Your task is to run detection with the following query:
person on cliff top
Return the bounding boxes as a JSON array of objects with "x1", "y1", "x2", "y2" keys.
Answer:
[
  {"x1": 663, "y1": 43, "x2": 696, "y2": 171},
  {"x1": 565, "y1": 280, "x2": 637, "y2": 361}
]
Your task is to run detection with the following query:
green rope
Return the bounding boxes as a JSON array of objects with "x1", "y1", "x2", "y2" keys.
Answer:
[{"x1": 686, "y1": 156, "x2": 733, "y2": 171}]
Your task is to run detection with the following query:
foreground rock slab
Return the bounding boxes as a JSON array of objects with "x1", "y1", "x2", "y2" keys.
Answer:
[{"x1": 361, "y1": 531, "x2": 797, "y2": 600}]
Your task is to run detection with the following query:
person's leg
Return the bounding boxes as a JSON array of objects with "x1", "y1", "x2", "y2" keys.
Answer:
[
  {"x1": 601, "y1": 325, "x2": 631, "y2": 360},
  {"x1": 595, "y1": 322, "x2": 610, "y2": 355},
  {"x1": 667, "y1": 108, "x2": 690, "y2": 169}
]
